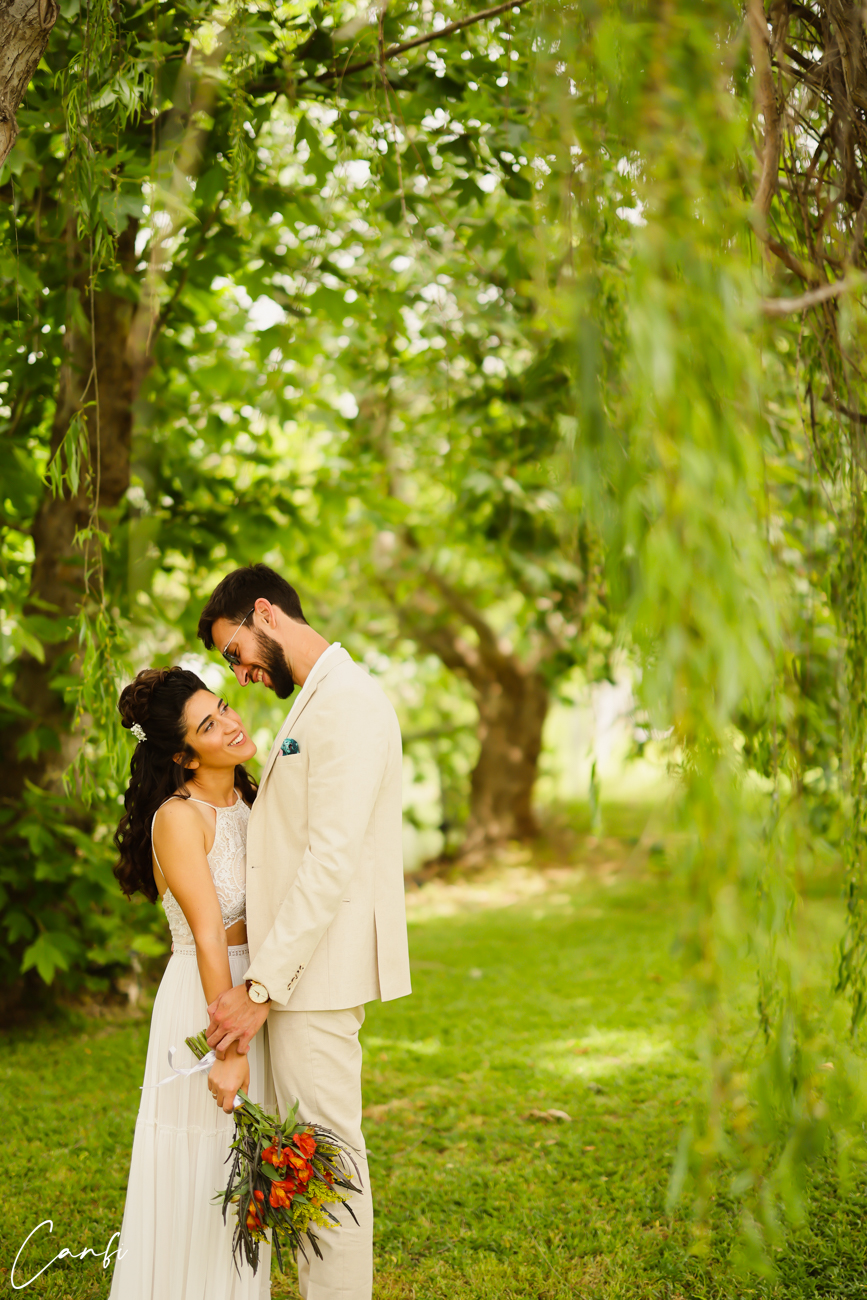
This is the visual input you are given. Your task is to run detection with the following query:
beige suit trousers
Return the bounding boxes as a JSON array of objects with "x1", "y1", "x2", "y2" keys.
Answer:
[{"x1": 266, "y1": 1008, "x2": 372, "y2": 1300}]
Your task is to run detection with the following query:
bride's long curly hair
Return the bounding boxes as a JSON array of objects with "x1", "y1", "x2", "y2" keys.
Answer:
[{"x1": 114, "y1": 667, "x2": 258, "y2": 902}]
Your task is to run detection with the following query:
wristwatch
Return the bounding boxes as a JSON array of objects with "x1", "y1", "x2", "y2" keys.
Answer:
[{"x1": 246, "y1": 979, "x2": 271, "y2": 1004}]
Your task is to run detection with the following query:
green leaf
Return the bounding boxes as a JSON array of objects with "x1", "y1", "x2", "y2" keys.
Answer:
[
  {"x1": 21, "y1": 932, "x2": 73, "y2": 984},
  {"x1": 4, "y1": 910, "x2": 35, "y2": 943}
]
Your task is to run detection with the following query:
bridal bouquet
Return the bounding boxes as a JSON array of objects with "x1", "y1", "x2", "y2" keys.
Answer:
[{"x1": 185, "y1": 1031, "x2": 362, "y2": 1276}]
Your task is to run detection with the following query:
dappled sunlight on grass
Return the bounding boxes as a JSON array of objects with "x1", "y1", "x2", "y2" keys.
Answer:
[
  {"x1": 404, "y1": 860, "x2": 576, "y2": 921},
  {"x1": 364, "y1": 1035, "x2": 442, "y2": 1057},
  {"x1": 539, "y1": 1028, "x2": 675, "y2": 1081}
]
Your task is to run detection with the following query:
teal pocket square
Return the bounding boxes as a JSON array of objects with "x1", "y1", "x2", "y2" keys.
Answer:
[{"x1": 281, "y1": 737, "x2": 300, "y2": 755}]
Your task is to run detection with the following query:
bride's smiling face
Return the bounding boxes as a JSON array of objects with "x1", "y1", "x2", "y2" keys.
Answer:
[{"x1": 180, "y1": 689, "x2": 257, "y2": 770}]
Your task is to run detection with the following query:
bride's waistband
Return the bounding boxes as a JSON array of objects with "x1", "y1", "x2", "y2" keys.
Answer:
[{"x1": 171, "y1": 943, "x2": 250, "y2": 957}]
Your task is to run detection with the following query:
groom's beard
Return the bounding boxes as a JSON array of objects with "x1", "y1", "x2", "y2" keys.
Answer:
[{"x1": 252, "y1": 628, "x2": 297, "y2": 700}]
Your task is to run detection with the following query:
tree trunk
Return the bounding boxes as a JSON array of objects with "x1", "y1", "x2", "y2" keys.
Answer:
[
  {"x1": 383, "y1": 564, "x2": 553, "y2": 861},
  {"x1": 0, "y1": 0, "x2": 59, "y2": 169},
  {"x1": 10, "y1": 223, "x2": 139, "y2": 799},
  {"x1": 462, "y1": 662, "x2": 549, "y2": 858}
]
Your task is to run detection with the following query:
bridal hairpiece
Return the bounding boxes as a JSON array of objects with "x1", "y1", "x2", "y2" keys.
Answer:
[{"x1": 130, "y1": 722, "x2": 147, "y2": 743}]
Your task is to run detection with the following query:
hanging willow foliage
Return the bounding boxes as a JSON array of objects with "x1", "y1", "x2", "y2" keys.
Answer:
[
  {"x1": 524, "y1": 0, "x2": 867, "y2": 1261},
  {"x1": 747, "y1": 0, "x2": 867, "y2": 1029}
]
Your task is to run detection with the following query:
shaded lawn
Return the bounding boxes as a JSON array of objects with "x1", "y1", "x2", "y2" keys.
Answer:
[{"x1": 2, "y1": 834, "x2": 867, "y2": 1298}]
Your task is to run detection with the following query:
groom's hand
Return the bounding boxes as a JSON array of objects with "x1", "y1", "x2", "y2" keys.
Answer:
[{"x1": 206, "y1": 984, "x2": 269, "y2": 1055}]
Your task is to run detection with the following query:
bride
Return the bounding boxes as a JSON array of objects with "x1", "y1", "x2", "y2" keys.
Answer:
[{"x1": 109, "y1": 666, "x2": 272, "y2": 1300}]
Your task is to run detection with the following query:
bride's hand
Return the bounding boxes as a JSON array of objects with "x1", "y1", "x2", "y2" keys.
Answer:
[{"x1": 208, "y1": 1049, "x2": 250, "y2": 1114}]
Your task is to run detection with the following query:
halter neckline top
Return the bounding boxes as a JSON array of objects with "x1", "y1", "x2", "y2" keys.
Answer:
[{"x1": 151, "y1": 792, "x2": 250, "y2": 948}]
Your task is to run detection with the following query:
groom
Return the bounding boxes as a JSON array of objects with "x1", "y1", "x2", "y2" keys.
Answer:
[{"x1": 199, "y1": 563, "x2": 411, "y2": 1300}]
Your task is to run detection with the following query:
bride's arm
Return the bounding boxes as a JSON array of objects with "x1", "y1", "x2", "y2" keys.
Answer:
[
  {"x1": 153, "y1": 802, "x2": 249, "y2": 1110},
  {"x1": 153, "y1": 801, "x2": 233, "y2": 1005}
]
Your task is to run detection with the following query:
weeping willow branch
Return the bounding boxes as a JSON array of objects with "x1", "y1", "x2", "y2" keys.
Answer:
[
  {"x1": 759, "y1": 232, "x2": 819, "y2": 283},
  {"x1": 748, "y1": 0, "x2": 787, "y2": 228},
  {"x1": 760, "y1": 276, "x2": 855, "y2": 314},
  {"x1": 820, "y1": 387, "x2": 867, "y2": 423},
  {"x1": 754, "y1": 2, "x2": 867, "y2": 1035},
  {"x1": 316, "y1": 0, "x2": 533, "y2": 83}
]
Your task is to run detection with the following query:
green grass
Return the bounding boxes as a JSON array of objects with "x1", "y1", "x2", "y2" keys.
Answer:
[{"x1": 3, "y1": 822, "x2": 867, "y2": 1299}]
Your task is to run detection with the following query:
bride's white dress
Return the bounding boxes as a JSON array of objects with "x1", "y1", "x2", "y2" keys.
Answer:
[{"x1": 110, "y1": 793, "x2": 272, "y2": 1299}]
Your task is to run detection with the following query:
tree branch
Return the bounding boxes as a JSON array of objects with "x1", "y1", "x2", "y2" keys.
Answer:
[
  {"x1": 845, "y1": 188, "x2": 867, "y2": 272},
  {"x1": 782, "y1": 43, "x2": 818, "y2": 75},
  {"x1": 393, "y1": 598, "x2": 485, "y2": 684},
  {"x1": 376, "y1": 555, "x2": 514, "y2": 692},
  {"x1": 820, "y1": 387, "x2": 867, "y2": 424},
  {"x1": 316, "y1": 0, "x2": 532, "y2": 83},
  {"x1": 759, "y1": 232, "x2": 818, "y2": 282},
  {"x1": 421, "y1": 567, "x2": 506, "y2": 664},
  {"x1": 748, "y1": 0, "x2": 787, "y2": 230},
  {"x1": 760, "y1": 277, "x2": 855, "y2": 315},
  {"x1": 402, "y1": 724, "x2": 473, "y2": 745},
  {"x1": 155, "y1": 205, "x2": 222, "y2": 337}
]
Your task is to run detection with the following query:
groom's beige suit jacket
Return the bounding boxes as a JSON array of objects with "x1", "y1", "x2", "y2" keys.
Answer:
[{"x1": 243, "y1": 646, "x2": 411, "y2": 1012}]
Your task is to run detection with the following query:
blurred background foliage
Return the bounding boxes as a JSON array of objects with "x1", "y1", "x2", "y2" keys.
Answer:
[{"x1": 5, "y1": 0, "x2": 867, "y2": 1267}]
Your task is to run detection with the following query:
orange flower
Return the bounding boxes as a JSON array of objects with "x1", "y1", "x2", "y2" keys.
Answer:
[
  {"x1": 284, "y1": 1149, "x2": 314, "y2": 1183},
  {"x1": 253, "y1": 1190, "x2": 265, "y2": 1202},
  {"x1": 293, "y1": 1131, "x2": 317, "y2": 1159},
  {"x1": 264, "y1": 1143, "x2": 306, "y2": 1169},
  {"x1": 269, "y1": 1183, "x2": 295, "y2": 1209}
]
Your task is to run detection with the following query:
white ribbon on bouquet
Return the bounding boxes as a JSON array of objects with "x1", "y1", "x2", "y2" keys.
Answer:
[{"x1": 142, "y1": 1047, "x2": 242, "y2": 1107}]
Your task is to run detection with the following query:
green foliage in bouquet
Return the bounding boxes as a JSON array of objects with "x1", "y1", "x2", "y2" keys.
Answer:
[{"x1": 185, "y1": 1031, "x2": 361, "y2": 1276}]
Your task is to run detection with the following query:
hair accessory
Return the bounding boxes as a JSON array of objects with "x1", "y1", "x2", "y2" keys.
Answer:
[{"x1": 130, "y1": 722, "x2": 147, "y2": 743}]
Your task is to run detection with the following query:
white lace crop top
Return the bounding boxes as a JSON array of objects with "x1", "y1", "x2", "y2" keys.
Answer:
[{"x1": 151, "y1": 792, "x2": 250, "y2": 947}]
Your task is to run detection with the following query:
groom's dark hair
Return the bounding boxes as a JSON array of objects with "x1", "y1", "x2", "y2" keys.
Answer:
[{"x1": 197, "y1": 564, "x2": 308, "y2": 649}]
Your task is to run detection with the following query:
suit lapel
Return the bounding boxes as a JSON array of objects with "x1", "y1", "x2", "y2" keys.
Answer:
[
  {"x1": 257, "y1": 646, "x2": 350, "y2": 792},
  {"x1": 258, "y1": 717, "x2": 293, "y2": 789},
  {"x1": 258, "y1": 695, "x2": 305, "y2": 790}
]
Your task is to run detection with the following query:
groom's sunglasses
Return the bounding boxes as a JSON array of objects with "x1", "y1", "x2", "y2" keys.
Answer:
[{"x1": 221, "y1": 609, "x2": 255, "y2": 666}]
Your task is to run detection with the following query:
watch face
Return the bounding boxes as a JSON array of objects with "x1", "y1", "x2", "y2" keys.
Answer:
[{"x1": 249, "y1": 983, "x2": 267, "y2": 1002}]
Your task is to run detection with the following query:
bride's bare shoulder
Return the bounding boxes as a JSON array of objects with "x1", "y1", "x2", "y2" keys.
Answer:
[{"x1": 153, "y1": 796, "x2": 208, "y2": 836}]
